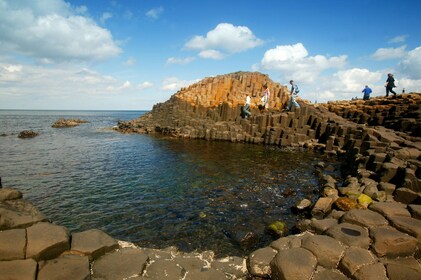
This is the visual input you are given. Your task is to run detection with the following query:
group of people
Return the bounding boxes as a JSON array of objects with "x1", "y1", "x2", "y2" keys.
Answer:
[
  {"x1": 241, "y1": 72, "x2": 403, "y2": 119},
  {"x1": 362, "y1": 73, "x2": 401, "y2": 100},
  {"x1": 241, "y1": 80, "x2": 301, "y2": 119}
]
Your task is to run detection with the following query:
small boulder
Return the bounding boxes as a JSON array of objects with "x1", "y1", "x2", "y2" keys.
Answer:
[{"x1": 18, "y1": 130, "x2": 38, "y2": 138}]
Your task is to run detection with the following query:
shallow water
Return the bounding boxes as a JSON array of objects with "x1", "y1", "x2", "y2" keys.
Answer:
[{"x1": 0, "y1": 110, "x2": 338, "y2": 256}]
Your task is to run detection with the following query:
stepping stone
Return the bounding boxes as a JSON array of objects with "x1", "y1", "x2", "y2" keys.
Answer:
[
  {"x1": 388, "y1": 216, "x2": 421, "y2": 240},
  {"x1": 354, "y1": 262, "x2": 388, "y2": 280},
  {"x1": 92, "y1": 248, "x2": 149, "y2": 280},
  {"x1": 247, "y1": 247, "x2": 277, "y2": 278},
  {"x1": 71, "y1": 229, "x2": 119, "y2": 260},
  {"x1": 37, "y1": 254, "x2": 90, "y2": 280},
  {"x1": 270, "y1": 248, "x2": 317, "y2": 280},
  {"x1": 0, "y1": 200, "x2": 47, "y2": 230},
  {"x1": 0, "y1": 228, "x2": 26, "y2": 260},
  {"x1": 301, "y1": 235, "x2": 346, "y2": 269},
  {"x1": 144, "y1": 258, "x2": 184, "y2": 279},
  {"x1": 339, "y1": 247, "x2": 377, "y2": 277},
  {"x1": 0, "y1": 188, "x2": 22, "y2": 201},
  {"x1": 369, "y1": 202, "x2": 410, "y2": 219},
  {"x1": 326, "y1": 223, "x2": 371, "y2": 249},
  {"x1": 26, "y1": 222, "x2": 70, "y2": 261},
  {"x1": 0, "y1": 259, "x2": 37, "y2": 280},
  {"x1": 341, "y1": 208, "x2": 389, "y2": 229},
  {"x1": 370, "y1": 226, "x2": 418, "y2": 257}
]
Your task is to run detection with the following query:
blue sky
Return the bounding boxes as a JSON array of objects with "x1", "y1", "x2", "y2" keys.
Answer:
[{"x1": 1, "y1": 0, "x2": 420, "y2": 110}]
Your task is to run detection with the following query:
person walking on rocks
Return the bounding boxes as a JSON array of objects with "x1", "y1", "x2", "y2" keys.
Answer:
[
  {"x1": 362, "y1": 85, "x2": 372, "y2": 100},
  {"x1": 242, "y1": 94, "x2": 251, "y2": 118},
  {"x1": 286, "y1": 80, "x2": 300, "y2": 111},
  {"x1": 261, "y1": 84, "x2": 270, "y2": 112},
  {"x1": 385, "y1": 73, "x2": 397, "y2": 97}
]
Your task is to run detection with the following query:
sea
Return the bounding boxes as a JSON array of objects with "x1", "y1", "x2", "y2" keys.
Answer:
[{"x1": 0, "y1": 110, "x2": 339, "y2": 257}]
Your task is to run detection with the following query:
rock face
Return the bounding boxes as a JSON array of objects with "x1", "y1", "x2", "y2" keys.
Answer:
[{"x1": 51, "y1": 118, "x2": 89, "y2": 128}]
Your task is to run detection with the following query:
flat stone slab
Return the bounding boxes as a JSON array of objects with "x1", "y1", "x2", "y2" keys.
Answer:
[
  {"x1": 388, "y1": 215, "x2": 421, "y2": 240},
  {"x1": 270, "y1": 248, "x2": 317, "y2": 280},
  {"x1": 386, "y1": 263, "x2": 421, "y2": 280},
  {"x1": 26, "y1": 222, "x2": 70, "y2": 261},
  {"x1": 211, "y1": 256, "x2": 247, "y2": 278},
  {"x1": 301, "y1": 235, "x2": 346, "y2": 269},
  {"x1": 71, "y1": 229, "x2": 119, "y2": 260},
  {"x1": 339, "y1": 247, "x2": 377, "y2": 276},
  {"x1": 310, "y1": 218, "x2": 338, "y2": 234},
  {"x1": 37, "y1": 254, "x2": 90, "y2": 280},
  {"x1": 0, "y1": 258, "x2": 37, "y2": 280},
  {"x1": 144, "y1": 258, "x2": 184, "y2": 279},
  {"x1": 370, "y1": 226, "x2": 418, "y2": 257},
  {"x1": 184, "y1": 268, "x2": 228, "y2": 280},
  {"x1": 341, "y1": 208, "x2": 389, "y2": 229},
  {"x1": 369, "y1": 202, "x2": 411, "y2": 219},
  {"x1": 0, "y1": 199, "x2": 47, "y2": 230},
  {"x1": 326, "y1": 223, "x2": 371, "y2": 249},
  {"x1": 312, "y1": 268, "x2": 349, "y2": 280},
  {"x1": 354, "y1": 262, "x2": 388, "y2": 280},
  {"x1": 92, "y1": 248, "x2": 149, "y2": 279},
  {"x1": 0, "y1": 228, "x2": 26, "y2": 260},
  {"x1": 247, "y1": 246, "x2": 277, "y2": 277}
]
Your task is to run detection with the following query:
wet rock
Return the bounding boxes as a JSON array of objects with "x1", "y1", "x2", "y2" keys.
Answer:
[
  {"x1": 18, "y1": 130, "x2": 39, "y2": 138},
  {"x1": 145, "y1": 258, "x2": 184, "y2": 279},
  {"x1": 92, "y1": 248, "x2": 149, "y2": 280},
  {"x1": 0, "y1": 259, "x2": 37, "y2": 280},
  {"x1": 370, "y1": 226, "x2": 418, "y2": 258},
  {"x1": 51, "y1": 118, "x2": 89, "y2": 128},
  {"x1": 0, "y1": 199, "x2": 47, "y2": 230},
  {"x1": 270, "y1": 248, "x2": 317, "y2": 280},
  {"x1": 248, "y1": 247, "x2": 277, "y2": 278},
  {"x1": 184, "y1": 268, "x2": 228, "y2": 280},
  {"x1": 211, "y1": 256, "x2": 247, "y2": 279},
  {"x1": 294, "y1": 198, "x2": 312, "y2": 211}
]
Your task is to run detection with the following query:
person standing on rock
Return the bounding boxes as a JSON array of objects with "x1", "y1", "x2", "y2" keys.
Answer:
[
  {"x1": 244, "y1": 94, "x2": 251, "y2": 118},
  {"x1": 385, "y1": 73, "x2": 397, "y2": 97},
  {"x1": 261, "y1": 84, "x2": 270, "y2": 112},
  {"x1": 286, "y1": 80, "x2": 300, "y2": 111},
  {"x1": 362, "y1": 85, "x2": 372, "y2": 100}
]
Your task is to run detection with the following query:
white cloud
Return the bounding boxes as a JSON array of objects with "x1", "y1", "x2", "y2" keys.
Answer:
[
  {"x1": 199, "y1": 50, "x2": 224, "y2": 60},
  {"x1": 124, "y1": 58, "x2": 136, "y2": 66},
  {"x1": 137, "y1": 81, "x2": 153, "y2": 90},
  {"x1": 0, "y1": 0, "x2": 121, "y2": 63},
  {"x1": 185, "y1": 23, "x2": 263, "y2": 59},
  {"x1": 166, "y1": 57, "x2": 195, "y2": 65},
  {"x1": 372, "y1": 46, "x2": 406, "y2": 60},
  {"x1": 146, "y1": 6, "x2": 164, "y2": 20},
  {"x1": 100, "y1": 12, "x2": 112, "y2": 24},
  {"x1": 389, "y1": 35, "x2": 408, "y2": 44},
  {"x1": 399, "y1": 46, "x2": 421, "y2": 79},
  {"x1": 261, "y1": 43, "x2": 347, "y2": 83},
  {"x1": 161, "y1": 77, "x2": 198, "y2": 91}
]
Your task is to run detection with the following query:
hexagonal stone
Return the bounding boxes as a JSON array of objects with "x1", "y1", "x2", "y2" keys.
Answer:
[
  {"x1": 354, "y1": 262, "x2": 387, "y2": 280},
  {"x1": 386, "y1": 263, "x2": 421, "y2": 280},
  {"x1": 0, "y1": 228, "x2": 26, "y2": 260},
  {"x1": 211, "y1": 256, "x2": 247, "y2": 279},
  {"x1": 270, "y1": 248, "x2": 317, "y2": 280},
  {"x1": 310, "y1": 218, "x2": 338, "y2": 234},
  {"x1": 184, "y1": 268, "x2": 228, "y2": 280},
  {"x1": 312, "y1": 268, "x2": 349, "y2": 280},
  {"x1": 326, "y1": 223, "x2": 371, "y2": 249},
  {"x1": 301, "y1": 235, "x2": 346, "y2": 269},
  {"x1": 92, "y1": 248, "x2": 149, "y2": 279},
  {"x1": 0, "y1": 258, "x2": 37, "y2": 280},
  {"x1": 388, "y1": 215, "x2": 421, "y2": 240},
  {"x1": 247, "y1": 247, "x2": 277, "y2": 277},
  {"x1": 369, "y1": 202, "x2": 410, "y2": 219},
  {"x1": 0, "y1": 200, "x2": 47, "y2": 230},
  {"x1": 341, "y1": 209, "x2": 388, "y2": 229},
  {"x1": 175, "y1": 256, "x2": 207, "y2": 271},
  {"x1": 71, "y1": 229, "x2": 119, "y2": 260},
  {"x1": 339, "y1": 247, "x2": 377, "y2": 277},
  {"x1": 370, "y1": 226, "x2": 418, "y2": 257},
  {"x1": 144, "y1": 259, "x2": 184, "y2": 279},
  {"x1": 37, "y1": 254, "x2": 90, "y2": 280},
  {"x1": 26, "y1": 222, "x2": 70, "y2": 261}
]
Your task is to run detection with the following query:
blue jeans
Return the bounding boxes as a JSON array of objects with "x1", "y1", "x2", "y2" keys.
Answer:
[{"x1": 287, "y1": 95, "x2": 300, "y2": 110}]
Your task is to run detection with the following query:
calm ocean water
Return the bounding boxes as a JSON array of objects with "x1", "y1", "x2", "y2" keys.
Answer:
[{"x1": 0, "y1": 110, "x2": 337, "y2": 256}]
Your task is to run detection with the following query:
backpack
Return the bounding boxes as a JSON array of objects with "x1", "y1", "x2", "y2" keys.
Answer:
[{"x1": 295, "y1": 85, "x2": 300, "y2": 94}]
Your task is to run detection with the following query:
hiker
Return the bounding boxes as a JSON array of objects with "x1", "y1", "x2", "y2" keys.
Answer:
[
  {"x1": 362, "y1": 85, "x2": 372, "y2": 100},
  {"x1": 244, "y1": 94, "x2": 251, "y2": 118},
  {"x1": 286, "y1": 80, "x2": 300, "y2": 111},
  {"x1": 260, "y1": 84, "x2": 270, "y2": 112},
  {"x1": 385, "y1": 73, "x2": 397, "y2": 97}
]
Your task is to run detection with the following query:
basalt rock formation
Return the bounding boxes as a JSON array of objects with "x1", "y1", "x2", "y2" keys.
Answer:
[{"x1": 52, "y1": 118, "x2": 89, "y2": 128}]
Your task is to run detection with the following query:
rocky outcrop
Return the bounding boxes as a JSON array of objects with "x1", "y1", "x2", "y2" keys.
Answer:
[
  {"x1": 51, "y1": 118, "x2": 89, "y2": 128},
  {"x1": 18, "y1": 130, "x2": 39, "y2": 138}
]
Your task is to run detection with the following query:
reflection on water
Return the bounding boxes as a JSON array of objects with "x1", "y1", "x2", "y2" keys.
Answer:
[{"x1": 0, "y1": 110, "x2": 338, "y2": 256}]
